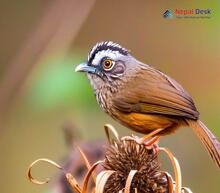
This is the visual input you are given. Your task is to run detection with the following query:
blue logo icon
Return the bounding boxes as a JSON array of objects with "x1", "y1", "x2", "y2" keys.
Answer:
[{"x1": 163, "y1": 10, "x2": 173, "y2": 18}]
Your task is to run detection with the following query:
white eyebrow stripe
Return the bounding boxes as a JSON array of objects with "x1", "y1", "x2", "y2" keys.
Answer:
[
  {"x1": 88, "y1": 41, "x2": 128, "y2": 62},
  {"x1": 92, "y1": 49, "x2": 124, "y2": 65}
]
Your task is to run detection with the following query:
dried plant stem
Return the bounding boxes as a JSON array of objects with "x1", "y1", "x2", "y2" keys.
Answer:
[
  {"x1": 66, "y1": 173, "x2": 82, "y2": 193},
  {"x1": 77, "y1": 146, "x2": 97, "y2": 182}
]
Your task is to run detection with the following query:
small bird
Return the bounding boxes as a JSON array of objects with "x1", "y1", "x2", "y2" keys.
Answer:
[{"x1": 75, "y1": 41, "x2": 220, "y2": 168}]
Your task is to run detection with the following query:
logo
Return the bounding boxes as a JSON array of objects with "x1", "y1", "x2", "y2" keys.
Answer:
[
  {"x1": 163, "y1": 10, "x2": 173, "y2": 18},
  {"x1": 163, "y1": 8, "x2": 212, "y2": 19}
]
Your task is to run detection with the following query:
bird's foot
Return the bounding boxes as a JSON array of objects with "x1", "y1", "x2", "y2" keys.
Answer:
[
  {"x1": 143, "y1": 136, "x2": 160, "y2": 154},
  {"x1": 121, "y1": 135, "x2": 160, "y2": 153},
  {"x1": 121, "y1": 135, "x2": 140, "y2": 143}
]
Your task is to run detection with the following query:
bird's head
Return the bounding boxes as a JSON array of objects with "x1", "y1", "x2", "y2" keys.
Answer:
[{"x1": 75, "y1": 41, "x2": 139, "y2": 90}]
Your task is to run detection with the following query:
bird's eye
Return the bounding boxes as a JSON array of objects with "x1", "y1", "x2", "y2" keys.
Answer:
[{"x1": 102, "y1": 58, "x2": 115, "y2": 71}]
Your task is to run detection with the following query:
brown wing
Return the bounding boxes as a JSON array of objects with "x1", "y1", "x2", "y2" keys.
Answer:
[{"x1": 113, "y1": 66, "x2": 199, "y2": 120}]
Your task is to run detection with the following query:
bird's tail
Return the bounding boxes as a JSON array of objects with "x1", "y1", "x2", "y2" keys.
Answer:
[{"x1": 187, "y1": 119, "x2": 220, "y2": 168}]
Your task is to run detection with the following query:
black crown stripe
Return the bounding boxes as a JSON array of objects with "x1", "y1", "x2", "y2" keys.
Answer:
[{"x1": 88, "y1": 41, "x2": 129, "y2": 64}]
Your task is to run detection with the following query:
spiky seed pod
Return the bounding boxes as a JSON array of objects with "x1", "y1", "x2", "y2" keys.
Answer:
[{"x1": 102, "y1": 140, "x2": 169, "y2": 193}]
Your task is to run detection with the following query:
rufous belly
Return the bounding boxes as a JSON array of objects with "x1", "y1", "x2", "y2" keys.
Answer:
[{"x1": 112, "y1": 112, "x2": 181, "y2": 135}]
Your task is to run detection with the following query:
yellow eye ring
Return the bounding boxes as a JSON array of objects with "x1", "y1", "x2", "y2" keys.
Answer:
[{"x1": 102, "y1": 59, "x2": 114, "y2": 71}]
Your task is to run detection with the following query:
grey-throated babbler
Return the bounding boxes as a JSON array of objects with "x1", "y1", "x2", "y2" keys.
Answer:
[{"x1": 75, "y1": 41, "x2": 220, "y2": 168}]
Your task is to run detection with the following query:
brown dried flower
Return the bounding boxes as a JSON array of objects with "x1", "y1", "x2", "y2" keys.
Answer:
[
  {"x1": 27, "y1": 124, "x2": 193, "y2": 193},
  {"x1": 102, "y1": 140, "x2": 168, "y2": 193}
]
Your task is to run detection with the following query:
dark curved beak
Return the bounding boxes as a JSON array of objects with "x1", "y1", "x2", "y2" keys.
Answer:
[{"x1": 75, "y1": 62, "x2": 96, "y2": 73}]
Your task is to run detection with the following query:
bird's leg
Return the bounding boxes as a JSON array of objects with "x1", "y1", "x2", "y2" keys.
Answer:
[
  {"x1": 121, "y1": 134, "x2": 160, "y2": 154},
  {"x1": 121, "y1": 129, "x2": 163, "y2": 153},
  {"x1": 121, "y1": 128, "x2": 163, "y2": 145},
  {"x1": 138, "y1": 128, "x2": 163, "y2": 144},
  {"x1": 138, "y1": 129, "x2": 163, "y2": 153},
  {"x1": 143, "y1": 136, "x2": 160, "y2": 154},
  {"x1": 144, "y1": 136, "x2": 160, "y2": 146}
]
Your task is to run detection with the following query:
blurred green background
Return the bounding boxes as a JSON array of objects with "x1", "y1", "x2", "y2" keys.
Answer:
[{"x1": 0, "y1": 1, "x2": 220, "y2": 193}]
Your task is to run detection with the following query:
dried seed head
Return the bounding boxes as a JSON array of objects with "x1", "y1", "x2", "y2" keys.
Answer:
[
  {"x1": 102, "y1": 140, "x2": 169, "y2": 193},
  {"x1": 27, "y1": 127, "x2": 192, "y2": 193}
]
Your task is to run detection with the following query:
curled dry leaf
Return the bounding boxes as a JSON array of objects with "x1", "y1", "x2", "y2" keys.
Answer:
[
  {"x1": 66, "y1": 173, "x2": 82, "y2": 193},
  {"x1": 124, "y1": 170, "x2": 137, "y2": 193},
  {"x1": 96, "y1": 170, "x2": 115, "y2": 193},
  {"x1": 104, "y1": 124, "x2": 119, "y2": 144},
  {"x1": 77, "y1": 146, "x2": 97, "y2": 183},
  {"x1": 159, "y1": 147, "x2": 182, "y2": 193},
  {"x1": 27, "y1": 156, "x2": 104, "y2": 193},
  {"x1": 163, "y1": 172, "x2": 174, "y2": 193},
  {"x1": 82, "y1": 160, "x2": 104, "y2": 193},
  {"x1": 27, "y1": 158, "x2": 63, "y2": 185}
]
